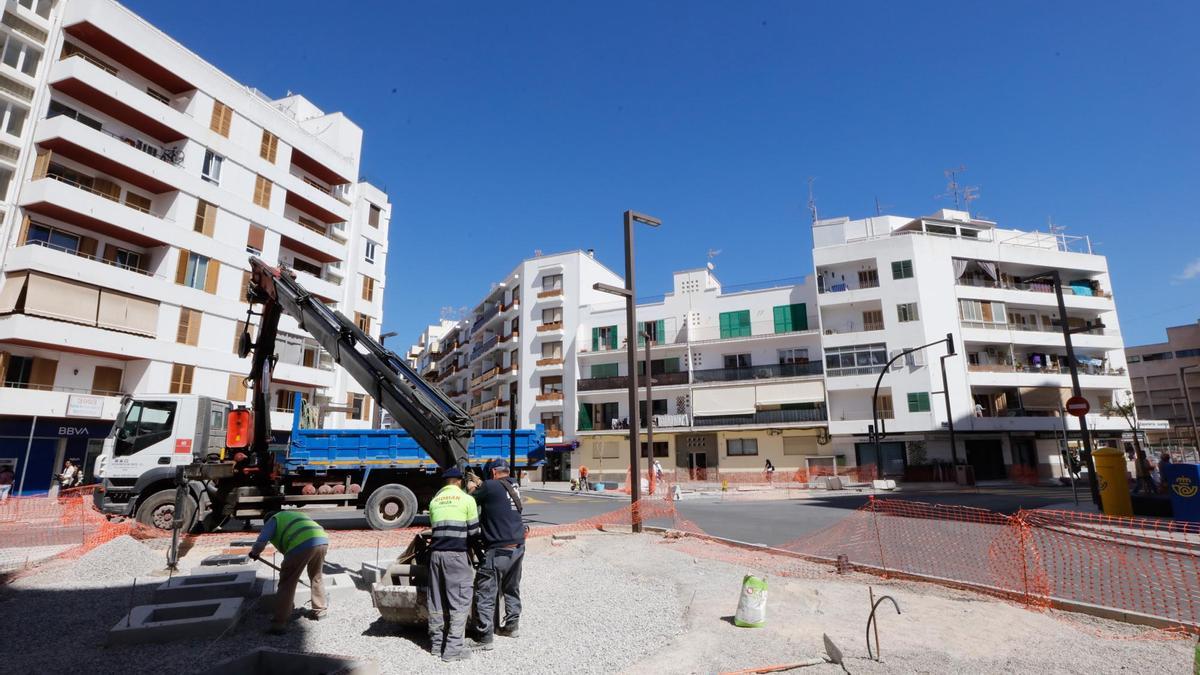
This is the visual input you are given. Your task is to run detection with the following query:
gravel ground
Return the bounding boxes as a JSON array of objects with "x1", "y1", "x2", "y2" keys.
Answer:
[{"x1": 0, "y1": 532, "x2": 1192, "y2": 674}]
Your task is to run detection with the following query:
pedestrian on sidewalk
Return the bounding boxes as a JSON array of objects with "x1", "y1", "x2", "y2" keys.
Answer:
[
  {"x1": 427, "y1": 467, "x2": 481, "y2": 662},
  {"x1": 579, "y1": 465, "x2": 590, "y2": 492},
  {"x1": 466, "y1": 459, "x2": 525, "y2": 650},
  {"x1": 1132, "y1": 450, "x2": 1156, "y2": 494},
  {"x1": 0, "y1": 464, "x2": 13, "y2": 501},
  {"x1": 764, "y1": 459, "x2": 775, "y2": 483},
  {"x1": 249, "y1": 510, "x2": 329, "y2": 634}
]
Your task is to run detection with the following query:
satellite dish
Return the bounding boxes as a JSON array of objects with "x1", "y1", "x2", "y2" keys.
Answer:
[{"x1": 706, "y1": 262, "x2": 714, "y2": 271}]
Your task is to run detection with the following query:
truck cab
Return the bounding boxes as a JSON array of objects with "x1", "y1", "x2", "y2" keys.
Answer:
[{"x1": 94, "y1": 394, "x2": 229, "y2": 528}]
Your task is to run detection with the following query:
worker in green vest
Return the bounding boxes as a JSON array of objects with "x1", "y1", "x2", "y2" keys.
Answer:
[
  {"x1": 427, "y1": 466, "x2": 481, "y2": 661},
  {"x1": 249, "y1": 510, "x2": 329, "y2": 635}
]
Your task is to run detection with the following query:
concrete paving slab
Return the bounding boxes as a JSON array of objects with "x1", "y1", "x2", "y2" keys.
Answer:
[
  {"x1": 201, "y1": 553, "x2": 249, "y2": 566},
  {"x1": 107, "y1": 597, "x2": 243, "y2": 645},
  {"x1": 256, "y1": 573, "x2": 355, "y2": 612},
  {"x1": 360, "y1": 562, "x2": 386, "y2": 585},
  {"x1": 153, "y1": 571, "x2": 259, "y2": 603}
]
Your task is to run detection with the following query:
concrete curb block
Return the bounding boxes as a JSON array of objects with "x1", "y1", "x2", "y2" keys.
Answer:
[
  {"x1": 108, "y1": 597, "x2": 244, "y2": 645},
  {"x1": 257, "y1": 573, "x2": 356, "y2": 613},
  {"x1": 153, "y1": 570, "x2": 259, "y2": 603}
]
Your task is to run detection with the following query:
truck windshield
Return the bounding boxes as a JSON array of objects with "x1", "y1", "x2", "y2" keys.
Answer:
[{"x1": 114, "y1": 400, "x2": 177, "y2": 457}]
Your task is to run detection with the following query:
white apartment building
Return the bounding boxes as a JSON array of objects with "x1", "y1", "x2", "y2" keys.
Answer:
[
  {"x1": 417, "y1": 252, "x2": 829, "y2": 483},
  {"x1": 572, "y1": 267, "x2": 827, "y2": 483},
  {"x1": 0, "y1": 0, "x2": 390, "y2": 495},
  {"x1": 814, "y1": 209, "x2": 1134, "y2": 481}
]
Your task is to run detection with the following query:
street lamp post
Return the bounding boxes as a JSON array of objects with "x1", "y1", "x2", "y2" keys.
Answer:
[
  {"x1": 1027, "y1": 270, "x2": 1101, "y2": 506},
  {"x1": 593, "y1": 210, "x2": 661, "y2": 533},
  {"x1": 374, "y1": 331, "x2": 398, "y2": 429},
  {"x1": 1181, "y1": 364, "x2": 1200, "y2": 456},
  {"x1": 871, "y1": 334, "x2": 955, "y2": 477}
]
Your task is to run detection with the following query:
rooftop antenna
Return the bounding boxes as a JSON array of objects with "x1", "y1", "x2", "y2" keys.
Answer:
[
  {"x1": 874, "y1": 196, "x2": 893, "y2": 216},
  {"x1": 937, "y1": 165, "x2": 979, "y2": 211},
  {"x1": 707, "y1": 248, "x2": 722, "y2": 270},
  {"x1": 807, "y1": 177, "x2": 819, "y2": 224}
]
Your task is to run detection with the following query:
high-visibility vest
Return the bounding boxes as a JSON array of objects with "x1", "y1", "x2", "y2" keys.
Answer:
[{"x1": 268, "y1": 511, "x2": 326, "y2": 554}]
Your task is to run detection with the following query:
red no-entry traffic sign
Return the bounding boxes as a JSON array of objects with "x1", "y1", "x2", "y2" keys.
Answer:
[{"x1": 1065, "y1": 396, "x2": 1090, "y2": 417}]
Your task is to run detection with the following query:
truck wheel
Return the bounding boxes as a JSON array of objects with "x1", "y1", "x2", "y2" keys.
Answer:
[
  {"x1": 365, "y1": 484, "x2": 418, "y2": 530},
  {"x1": 135, "y1": 491, "x2": 197, "y2": 532}
]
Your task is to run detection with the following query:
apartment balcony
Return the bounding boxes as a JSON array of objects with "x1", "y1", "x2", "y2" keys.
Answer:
[
  {"x1": 965, "y1": 412, "x2": 1129, "y2": 433},
  {"x1": 498, "y1": 330, "x2": 519, "y2": 345},
  {"x1": 599, "y1": 413, "x2": 694, "y2": 431},
  {"x1": 284, "y1": 190, "x2": 348, "y2": 237},
  {"x1": 533, "y1": 392, "x2": 564, "y2": 406},
  {"x1": 19, "y1": 178, "x2": 170, "y2": 250},
  {"x1": 470, "y1": 398, "x2": 501, "y2": 415},
  {"x1": 469, "y1": 334, "x2": 499, "y2": 362},
  {"x1": 501, "y1": 297, "x2": 520, "y2": 315},
  {"x1": 34, "y1": 115, "x2": 181, "y2": 196},
  {"x1": 536, "y1": 321, "x2": 564, "y2": 334},
  {"x1": 688, "y1": 321, "x2": 820, "y2": 345},
  {"x1": 816, "y1": 282, "x2": 883, "y2": 306},
  {"x1": 954, "y1": 277, "x2": 1113, "y2": 311},
  {"x1": 0, "y1": 385, "x2": 123, "y2": 420},
  {"x1": 692, "y1": 361, "x2": 823, "y2": 384},
  {"x1": 960, "y1": 321, "x2": 1122, "y2": 350},
  {"x1": 820, "y1": 325, "x2": 888, "y2": 348},
  {"x1": 693, "y1": 406, "x2": 828, "y2": 428},
  {"x1": 48, "y1": 55, "x2": 188, "y2": 145},
  {"x1": 966, "y1": 363, "x2": 1129, "y2": 390},
  {"x1": 535, "y1": 357, "x2": 564, "y2": 369},
  {"x1": 272, "y1": 361, "x2": 335, "y2": 389},
  {"x1": 471, "y1": 304, "x2": 501, "y2": 331},
  {"x1": 291, "y1": 268, "x2": 341, "y2": 303},
  {"x1": 496, "y1": 363, "x2": 519, "y2": 381},
  {"x1": 536, "y1": 288, "x2": 564, "y2": 302},
  {"x1": 290, "y1": 146, "x2": 355, "y2": 200},
  {"x1": 470, "y1": 366, "x2": 501, "y2": 390},
  {"x1": 577, "y1": 371, "x2": 689, "y2": 392},
  {"x1": 277, "y1": 222, "x2": 344, "y2": 264}
]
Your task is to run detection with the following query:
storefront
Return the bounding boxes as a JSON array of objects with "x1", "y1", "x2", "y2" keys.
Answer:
[{"x1": 0, "y1": 417, "x2": 115, "y2": 496}]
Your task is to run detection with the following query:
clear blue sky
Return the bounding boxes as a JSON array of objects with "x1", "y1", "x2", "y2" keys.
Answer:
[{"x1": 126, "y1": 0, "x2": 1200, "y2": 347}]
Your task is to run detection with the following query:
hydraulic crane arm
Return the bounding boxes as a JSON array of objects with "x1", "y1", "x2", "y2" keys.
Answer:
[{"x1": 241, "y1": 257, "x2": 474, "y2": 471}]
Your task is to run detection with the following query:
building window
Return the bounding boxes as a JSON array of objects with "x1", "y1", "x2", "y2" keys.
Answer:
[
  {"x1": 368, "y1": 204, "x2": 381, "y2": 228},
  {"x1": 291, "y1": 258, "x2": 321, "y2": 276},
  {"x1": 176, "y1": 250, "x2": 217, "y2": 293},
  {"x1": 858, "y1": 268, "x2": 879, "y2": 288},
  {"x1": 541, "y1": 412, "x2": 562, "y2": 434},
  {"x1": 590, "y1": 363, "x2": 619, "y2": 378},
  {"x1": 124, "y1": 191, "x2": 152, "y2": 213},
  {"x1": 726, "y1": 438, "x2": 759, "y2": 456},
  {"x1": 1176, "y1": 349, "x2": 1200, "y2": 359},
  {"x1": 863, "y1": 309, "x2": 884, "y2": 331},
  {"x1": 540, "y1": 375, "x2": 563, "y2": 394},
  {"x1": 723, "y1": 353, "x2": 751, "y2": 369},
  {"x1": 112, "y1": 247, "x2": 142, "y2": 272},
  {"x1": 146, "y1": 88, "x2": 169, "y2": 104},
  {"x1": 246, "y1": 224, "x2": 265, "y2": 255},
  {"x1": 640, "y1": 441, "x2": 669, "y2": 458},
  {"x1": 364, "y1": 240, "x2": 376, "y2": 264},
  {"x1": 958, "y1": 299, "x2": 1006, "y2": 324},
  {"x1": 210, "y1": 100, "x2": 233, "y2": 137},
  {"x1": 772, "y1": 304, "x2": 808, "y2": 333},
  {"x1": 253, "y1": 175, "x2": 273, "y2": 208},
  {"x1": 193, "y1": 200, "x2": 216, "y2": 236},
  {"x1": 170, "y1": 364, "x2": 194, "y2": 394},
  {"x1": 1142, "y1": 351, "x2": 1173, "y2": 362},
  {"x1": 778, "y1": 348, "x2": 809, "y2": 365},
  {"x1": 825, "y1": 343, "x2": 888, "y2": 377},
  {"x1": 719, "y1": 310, "x2": 751, "y2": 339},
  {"x1": 593, "y1": 325, "x2": 618, "y2": 351},
  {"x1": 47, "y1": 100, "x2": 102, "y2": 131},
  {"x1": 202, "y1": 150, "x2": 223, "y2": 184},
  {"x1": 260, "y1": 130, "x2": 279, "y2": 163},
  {"x1": 542, "y1": 307, "x2": 562, "y2": 324},
  {"x1": 542, "y1": 273, "x2": 563, "y2": 292},
  {"x1": 347, "y1": 393, "x2": 368, "y2": 420},
  {"x1": 542, "y1": 341, "x2": 563, "y2": 359},
  {"x1": 17, "y1": 0, "x2": 52, "y2": 19},
  {"x1": 891, "y1": 260, "x2": 913, "y2": 279},
  {"x1": 1, "y1": 34, "x2": 41, "y2": 77},
  {"x1": 0, "y1": 100, "x2": 28, "y2": 137},
  {"x1": 897, "y1": 302, "x2": 919, "y2": 323},
  {"x1": 26, "y1": 222, "x2": 80, "y2": 254},
  {"x1": 907, "y1": 392, "x2": 931, "y2": 413},
  {"x1": 355, "y1": 312, "x2": 372, "y2": 334},
  {"x1": 176, "y1": 308, "x2": 201, "y2": 346},
  {"x1": 0, "y1": 165, "x2": 13, "y2": 201},
  {"x1": 876, "y1": 394, "x2": 895, "y2": 419},
  {"x1": 361, "y1": 275, "x2": 375, "y2": 302}
]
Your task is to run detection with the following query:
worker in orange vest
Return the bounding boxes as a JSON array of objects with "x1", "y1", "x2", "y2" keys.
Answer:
[{"x1": 578, "y1": 465, "x2": 590, "y2": 492}]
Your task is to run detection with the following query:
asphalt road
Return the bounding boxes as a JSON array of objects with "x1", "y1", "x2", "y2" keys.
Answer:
[{"x1": 288, "y1": 485, "x2": 1078, "y2": 548}]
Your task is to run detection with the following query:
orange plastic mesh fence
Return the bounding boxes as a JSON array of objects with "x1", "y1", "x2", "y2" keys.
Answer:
[{"x1": 4, "y1": 488, "x2": 1199, "y2": 634}]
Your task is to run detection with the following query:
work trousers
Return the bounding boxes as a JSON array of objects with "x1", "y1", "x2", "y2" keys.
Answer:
[
  {"x1": 473, "y1": 544, "x2": 524, "y2": 636},
  {"x1": 427, "y1": 550, "x2": 474, "y2": 657},
  {"x1": 274, "y1": 543, "x2": 328, "y2": 627}
]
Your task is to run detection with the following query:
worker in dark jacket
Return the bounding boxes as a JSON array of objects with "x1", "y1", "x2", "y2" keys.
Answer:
[
  {"x1": 427, "y1": 466, "x2": 481, "y2": 662},
  {"x1": 466, "y1": 458, "x2": 525, "y2": 649},
  {"x1": 248, "y1": 510, "x2": 329, "y2": 634}
]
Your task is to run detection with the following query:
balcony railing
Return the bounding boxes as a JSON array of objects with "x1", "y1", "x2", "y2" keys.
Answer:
[
  {"x1": 472, "y1": 304, "x2": 500, "y2": 330},
  {"x1": 469, "y1": 335, "x2": 499, "y2": 361},
  {"x1": 535, "y1": 357, "x2": 564, "y2": 367},
  {"x1": 501, "y1": 298, "x2": 520, "y2": 312},
  {"x1": 967, "y1": 363, "x2": 1127, "y2": 377},
  {"x1": 827, "y1": 364, "x2": 886, "y2": 378},
  {"x1": 956, "y1": 276, "x2": 1111, "y2": 299},
  {"x1": 818, "y1": 276, "x2": 880, "y2": 294},
  {"x1": 606, "y1": 413, "x2": 692, "y2": 429},
  {"x1": 694, "y1": 407, "x2": 828, "y2": 427},
  {"x1": 23, "y1": 239, "x2": 152, "y2": 276},
  {"x1": 960, "y1": 320, "x2": 1117, "y2": 336},
  {"x1": 578, "y1": 371, "x2": 690, "y2": 391},
  {"x1": 470, "y1": 399, "x2": 500, "y2": 414},
  {"x1": 470, "y1": 366, "x2": 501, "y2": 389},
  {"x1": 692, "y1": 361, "x2": 822, "y2": 383},
  {"x1": 0, "y1": 381, "x2": 123, "y2": 396},
  {"x1": 535, "y1": 392, "x2": 564, "y2": 402},
  {"x1": 537, "y1": 288, "x2": 563, "y2": 299},
  {"x1": 536, "y1": 322, "x2": 564, "y2": 332}
]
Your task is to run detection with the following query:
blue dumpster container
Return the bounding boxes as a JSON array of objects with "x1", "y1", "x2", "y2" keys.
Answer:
[{"x1": 1163, "y1": 463, "x2": 1200, "y2": 522}]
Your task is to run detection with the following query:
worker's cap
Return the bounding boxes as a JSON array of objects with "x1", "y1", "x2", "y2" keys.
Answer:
[
  {"x1": 486, "y1": 459, "x2": 510, "y2": 473},
  {"x1": 442, "y1": 467, "x2": 463, "y2": 479}
]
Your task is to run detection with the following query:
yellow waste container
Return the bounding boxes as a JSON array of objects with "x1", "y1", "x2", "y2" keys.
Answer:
[{"x1": 1092, "y1": 447, "x2": 1133, "y2": 517}]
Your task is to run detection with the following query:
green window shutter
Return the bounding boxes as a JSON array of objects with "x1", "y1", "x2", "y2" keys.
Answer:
[
  {"x1": 907, "y1": 392, "x2": 930, "y2": 412},
  {"x1": 591, "y1": 327, "x2": 599, "y2": 352},
  {"x1": 773, "y1": 305, "x2": 788, "y2": 333},
  {"x1": 792, "y1": 303, "x2": 807, "y2": 331},
  {"x1": 920, "y1": 393, "x2": 930, "y2": 411},
  {"x1": 721, "y1": 310, "x2": 751, "y2": 338},
  {"x1": 907, "y1": 393, "x2": 919, "y2": 412},
  {"x1": 578, "y1": 403, "x2": 592, "y2": 431},
  {"x1": 663, "y1": 357, "x2": 680, "y2": 373},
  {"x1": 892, "y1": 260, "x2": 902, "y2": 279},
  {"x1": 719, "y1": 312, "x2": 731, "y2": 339},
  {"x1": 607, "y1": 325, "x2": 618, "y2": 350},
  {"x1": 637, "y1": 321, "x2": 645, "y2": 347},
  {"x1": 736, "y1": 310, "x2": 751, "y2": 337},
  {"x1": 656, "y1": 319, "x2": 665, "y2": 342}
]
